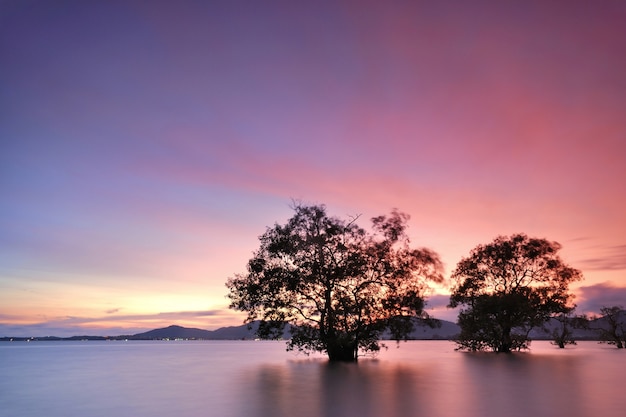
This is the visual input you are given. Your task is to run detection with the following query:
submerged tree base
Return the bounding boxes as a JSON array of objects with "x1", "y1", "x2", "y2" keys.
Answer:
[
  {"x1": 454, "y1": 332, "x2": 531, "y2": 353},
  {"x1": 328, "y1": 352, "x2": 358, "y2": 362},
  {"x1": 327, "y1": 342, "x2": 358, "y2": 362}
]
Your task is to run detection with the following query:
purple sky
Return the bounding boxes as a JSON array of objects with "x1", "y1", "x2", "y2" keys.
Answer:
[{"x1": 2, "y1": 0, "x2": 626, "y2": 337}]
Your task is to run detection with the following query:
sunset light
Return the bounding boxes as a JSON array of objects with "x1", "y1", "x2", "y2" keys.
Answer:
[{"x1": 2, "y1": 0, "x2": 625, "y2": 338}]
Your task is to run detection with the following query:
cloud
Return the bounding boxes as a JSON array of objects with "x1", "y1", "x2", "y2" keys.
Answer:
[
  {"x1": 576, "y1": 244, "x2": 626, "y2": 271},
  {"x1": 576, "y1": 282, "x2": 626, "y2": 315},
  {"x1": 425, "y1": 294, "x2": 459, "y2": 323},
  {"x1": 60, "y1": 309, "x2": 227, "y2": 324},
  {"x1": 425, "y1": 294, "x2": 451, "y2": 309}
]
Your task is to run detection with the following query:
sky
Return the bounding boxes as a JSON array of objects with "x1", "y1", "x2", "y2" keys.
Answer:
[{"x1": 2, "y1": 0, "x2": 626, "y2": 337}]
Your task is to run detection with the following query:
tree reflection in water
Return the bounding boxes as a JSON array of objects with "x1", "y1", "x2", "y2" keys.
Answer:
[
  {"x1": 245, "y1": 344, "x2": 621, "y2": 417},
  {"x1": 250, "y1": 360, "x2": 424, "y2": 417}
]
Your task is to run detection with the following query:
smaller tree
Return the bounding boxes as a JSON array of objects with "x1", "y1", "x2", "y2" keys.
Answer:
[
  {"x1": 449, "y1": 234, "x2": 582, "y2": 353},
  {"x1": 550, "y1": 313, "x2": 588, "y2": 349},
  {"x1": 593, "y1": 306, "x2": 625, "y2": 349}
]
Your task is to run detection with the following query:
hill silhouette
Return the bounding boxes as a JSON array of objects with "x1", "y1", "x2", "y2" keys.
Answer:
[
  {"x1": 4, "y1": 313, "x2": 622, "y2": 341},
  {"x1": 133, "y1": 313, "x2": 621, "y2": 341},
  {"x1": 129, "y1": 320, "x2": 460, "y2": 340},
  {"x1": 130, "y1": 323, "x2": 268, "y2": 340},
  {"x1": 131, "y1": 325, "x2": 214, "y2": 340}
]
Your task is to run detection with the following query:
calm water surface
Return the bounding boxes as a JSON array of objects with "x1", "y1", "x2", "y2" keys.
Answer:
[{"x1": 0, "y1": 340, "x2": 623, "y2": 417}]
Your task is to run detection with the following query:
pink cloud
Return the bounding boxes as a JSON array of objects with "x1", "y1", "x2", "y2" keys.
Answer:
[{"x1": 575, "y1": 245, "x2": 626, "y2": 271}]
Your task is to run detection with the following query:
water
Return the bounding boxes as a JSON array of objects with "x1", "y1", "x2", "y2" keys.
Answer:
[{"x1": 0, "y1": 340, "x2": 623, "y2": 417}]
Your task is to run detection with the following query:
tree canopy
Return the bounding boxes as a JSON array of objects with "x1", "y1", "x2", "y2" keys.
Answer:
[
  {"x1": 226, "y1": 203, "x2": 444, "y2": 361},
  {"x1": 449, "y1": 234, "x2": 582, "y2": 352}
]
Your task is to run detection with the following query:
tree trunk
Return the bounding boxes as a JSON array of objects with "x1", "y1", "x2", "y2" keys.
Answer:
[
  {"x1": 498, "y1": 328, "x2": 512, "y2": 353},
  {"x1": 556, "y1": 327, "x2": 566, "y2": 348}
]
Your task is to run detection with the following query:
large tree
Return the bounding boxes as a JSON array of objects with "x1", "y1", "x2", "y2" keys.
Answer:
[
  {"x1": 449, "y1": 234, "x2": 582, "y2": 352},
  {"x1": 226, "y1": 204, "x2": 444, "y2": 361}
]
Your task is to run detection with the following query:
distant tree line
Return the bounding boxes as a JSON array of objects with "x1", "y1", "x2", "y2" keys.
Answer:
[{"x1": 226, "y1": 203, "x2": 625, "y2": 361}]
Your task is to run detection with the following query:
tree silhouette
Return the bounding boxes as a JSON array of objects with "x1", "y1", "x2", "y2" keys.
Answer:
[
  {"x1": 226, "y1": 203, "x2": 444, "y2": 361},
  {"x1": 594, "y1": 306, "x2": 625, "y2": 349},
  {"x1": 449, "y1": 234, "x2": 582, "y2": 352},
  {"x1": 550, "y1": 312, "x2": 588, "y2": 348}
]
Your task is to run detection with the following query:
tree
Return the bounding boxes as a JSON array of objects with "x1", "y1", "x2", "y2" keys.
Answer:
[
  {"x1": 448, "y1": 234, "x2": 582, "y2": 353},
  {"x1": 594, "y1": 306, "x2": 625, "y2": 349},
  {"x1": 550, "y1": 312, "x2": 588, "y2": 349},
  {"x1": 226, "y1": 203, "x2": 444, "y2": 361}
]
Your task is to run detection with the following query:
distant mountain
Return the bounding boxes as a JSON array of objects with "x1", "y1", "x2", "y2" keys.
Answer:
[
  {"x1": 377, "y1": 318, "x2": 460, "y2": 340},
  {"x1": 530, "y1": 311, "x2": 626, "y2": 340},
  {"x1": 207, "y1": 322, "x2": 264, "y2": 339},
  {"x1": 127, "y1": 322, "x2": 283, "y2": 340},
  {"x1": 404, "y1": 318, "x2": 460, "y2": 340},
  {"x1": 529, "y1": 318, "x2": 594, "y2": 340},
  {"x1": 0, "y1": 320, "x2": 460, "y2": 342},
  {"x1": 130, "y1": 319, "x2": 460, "y2": 341},
  {"x1": 130, "y1": 325, "x2": 214, "y2": 340}
]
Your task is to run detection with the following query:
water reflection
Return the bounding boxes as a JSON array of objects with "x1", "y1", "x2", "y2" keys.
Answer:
[
  {"x1": 243, "y1": 346, "x2": 621, "y2": 417},
  {"x1": 247, "y1": 360, "x2": 425, "y2": 417},
  {"x1": 2, "y1": 341, "x2": 623, "y2": 417},
  {"x1": 460, "y1": 353, "x2": 589, "y2": 417},
  {"x1": 320, "y1": 362, "x2": 422, "y2": 417}
]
